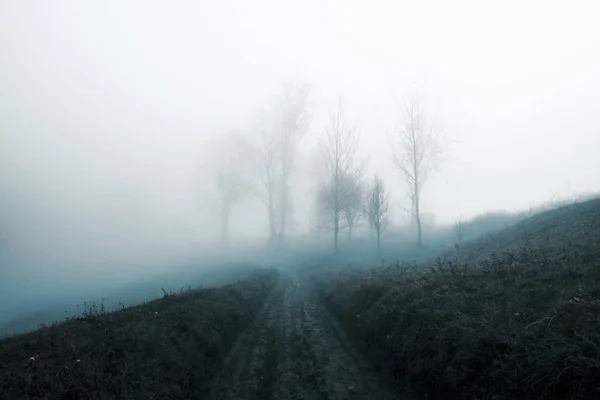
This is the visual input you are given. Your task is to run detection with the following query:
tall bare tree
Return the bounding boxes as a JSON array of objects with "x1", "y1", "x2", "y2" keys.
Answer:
[
  {"x1": 314, "y1": 99, "x2": 363, "y2": 252},
  {"x1": 392, "y1": 97, "x2": 441, "y2": 247},
  {"x1": 276, "y1": 82, "x2": 311, "y2": 243},
  {"x1": 252, "y1": 113, "x2": 281, "y2": 244},
  {"x1": 366, "y1": 175, "x2": 389, "y2": 254},
  {"x1": 252, "y1": 82, "x2": 311, "y2": 245}
]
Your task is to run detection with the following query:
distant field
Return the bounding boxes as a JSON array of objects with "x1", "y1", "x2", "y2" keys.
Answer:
[{"x1": 315, "y1": 197, "x2": 600, "y2": 399}]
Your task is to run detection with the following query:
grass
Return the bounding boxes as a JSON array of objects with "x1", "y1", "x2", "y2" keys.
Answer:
[
  {"x1": 315, "y1": 197, "x2": 600, "y2": 399},
  {"x1": 0, "y1": 268, "x2": 278, "y2": 400}
]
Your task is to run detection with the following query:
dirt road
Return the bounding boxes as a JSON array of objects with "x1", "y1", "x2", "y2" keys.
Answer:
[{"x1": 210, "y1": 272, "x2": 414, "y2": 400}]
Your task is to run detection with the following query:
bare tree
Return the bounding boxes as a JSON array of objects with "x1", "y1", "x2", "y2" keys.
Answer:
[
  {"x1": 392, "y1": 97, "x2": 441, "y2": 247},
  {"x1": 366, "y1": 175, "x2": 389, "y2": 254},
  {"x1": 314, "y1": 99, "x2": 363, "y2": 252},
  {"x1": 342, "y1": 175, "x2": 365, "y2": 240},
  {"x1": 252, "y1": 82, "x2": 311, "y2": 245},
  {"x1": 275, "y1": 82, "x2": 311, "y2": 243},
  {"x1": 454, "y1": 215, "x2": 467, "y2": 246},
  {"x1": 252, "y1": 113, "x2": 281, "y2": 245},
  {"x1": 208, "y1": 132, "x2": 256, "y2": 245}
]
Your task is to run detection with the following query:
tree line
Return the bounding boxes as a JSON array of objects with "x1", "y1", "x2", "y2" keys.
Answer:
[{"x1": 207, "y1": 82, "x2": 442, "y2": 254}]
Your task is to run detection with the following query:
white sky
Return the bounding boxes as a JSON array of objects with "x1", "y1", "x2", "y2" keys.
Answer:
[{"x1": 1, "y1": 0, "x2": 599, "y2": 267}]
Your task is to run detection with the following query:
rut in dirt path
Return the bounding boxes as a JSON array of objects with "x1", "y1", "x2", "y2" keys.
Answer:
[{"x1": 211, "y1": 272, "x2": 414, "y2": 400}]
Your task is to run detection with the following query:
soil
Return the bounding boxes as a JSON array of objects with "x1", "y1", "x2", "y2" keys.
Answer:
[{"x1": 211, "y1": 271, "x2": 414, "y2": 400}]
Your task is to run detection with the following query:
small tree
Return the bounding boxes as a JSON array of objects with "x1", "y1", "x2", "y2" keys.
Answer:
[
  {"x1": 454, "y1": 216, "x2": 467, "y2": 246},
  {"x1": 392, "y1": 96, "x2": 441, "y2": 247},
  {"x1": 342, "y1": 175, "x2": 365, "y2": 240},
  {"x1": 366, "y1": 176, "x2": 389, "y2": 255},
  {"x1": 251, "y1": 82, "x2": 311, "y2": 245},
  {"x1": 207, "y1": 132, "x2": 256, "y2": 245},
  {"x1": 314, "y1": 99, "x2": 363, "y2": 252}
]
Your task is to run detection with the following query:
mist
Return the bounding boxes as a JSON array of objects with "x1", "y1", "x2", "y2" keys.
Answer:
[{"x1": 1, "y1": 0, "x2": 599, "y2": 336}]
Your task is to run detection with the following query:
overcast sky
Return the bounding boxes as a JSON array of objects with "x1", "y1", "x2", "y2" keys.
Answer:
[{"x1": 1, "y1": 0, "x2": 599, "y2": 274}]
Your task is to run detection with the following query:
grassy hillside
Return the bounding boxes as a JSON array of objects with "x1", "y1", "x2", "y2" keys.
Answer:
[
  {"x1": 315, "y1": 197, "x2": 600, "y2": 399},
  {"x1": 0, "y1": 260, "x2": 268, "y2": 339},
  {"x1": 451, "y1": 196, "x2": 600, "y2": 264},
  {"x1": 0, "y1": 269, "x2": 278, "y2": 400}
]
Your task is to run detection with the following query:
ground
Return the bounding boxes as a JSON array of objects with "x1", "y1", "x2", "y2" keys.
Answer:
[
  {"x1": 211, "y1": 271, "x2": 413, "y2": 400},
  {"x1": 0, "y1": 269, "x2": 413, "y2": 400},
  {"x1": 2, "y1": 198, "x2": 600, "y2": 399}
]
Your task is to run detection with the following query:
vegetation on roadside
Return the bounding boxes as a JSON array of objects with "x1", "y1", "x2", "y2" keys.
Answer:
[
  {"x1": 0, "y1": 269, "x2": 278, "y2": 400},
  {"x1": 316, "y1": 198, "x2": 600, "y2": 399}
]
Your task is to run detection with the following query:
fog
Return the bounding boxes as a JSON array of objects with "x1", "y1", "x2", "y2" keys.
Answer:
[{"x1": 1, "y1": 0, "x2": 599, "y2": 336}]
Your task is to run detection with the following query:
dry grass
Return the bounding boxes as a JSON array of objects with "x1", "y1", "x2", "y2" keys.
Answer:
[
  {"x1": 0, "y1": 268, "x2": 278, "y2": 400},
  {"x1": 316, "y1": 198, "x2": 600, "y2": 399}
]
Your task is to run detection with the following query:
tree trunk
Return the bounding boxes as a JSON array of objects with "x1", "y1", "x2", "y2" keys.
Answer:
[
  {"x1": 415, "y1": 195, "x2": 423, "y2": 247},
  {"x1": 412, "y1": 132, "x2": 423, "y2": 248},
  {"x1": 333, "y1": 173, "x2": 340, "y2": 252},
  {"x1": 416, "y1": 216, "x2": 423, "y2": 247},
  {"x1": 268, "y1": 191, "x2": 277, "y2": 245},
  {"x1": 377, "y1": 228, "x2": 381, "y2": 255},
  {"x1": 333, "y1": 216, "x2": 339, "y2": 252},
  {"x1": 347, "y1": 224, "x2": 353, "y2": 241},
  {"x1": 278, "y1": 181, "x2": 288, "y2": 245},
  {"x1": 414, "y1": 160, "x2": 423, "y2": 247},
  {"x1": 221, "y1": 200, "x2": 232, "y2": 246}
]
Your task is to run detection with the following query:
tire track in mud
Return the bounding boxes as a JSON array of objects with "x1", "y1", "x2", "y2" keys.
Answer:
[{"x1": 211, "y1": 272, "x2": 413, "y2": 400}]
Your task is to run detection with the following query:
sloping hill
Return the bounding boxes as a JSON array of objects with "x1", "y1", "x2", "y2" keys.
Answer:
[
  {"x1": 315, "y1": 197, "x2": 600, "y2": 400},
  {"x1": 453, "y1": 197, "x2": 600, "y2": 263},
  {"x1": 0, "y1": 269, "x2": 278, "y2": 400},
  {"x1": 0, "y1": 262, "x2": 267, "y2": 339}
]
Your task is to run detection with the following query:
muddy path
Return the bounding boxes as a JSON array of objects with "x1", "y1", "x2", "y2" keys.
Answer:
[{"x1": 210, "y1": 271, "x2": 414, "y2": 400}]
